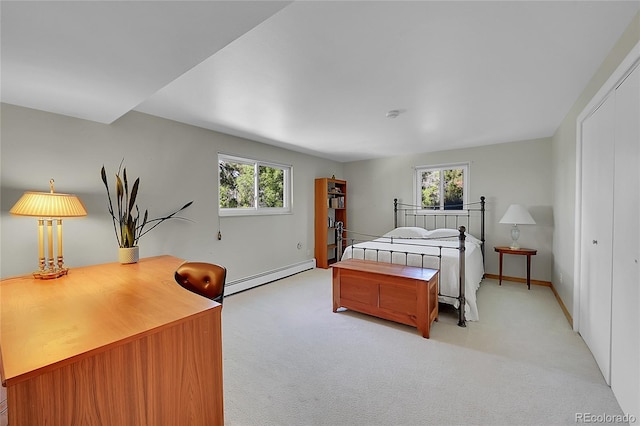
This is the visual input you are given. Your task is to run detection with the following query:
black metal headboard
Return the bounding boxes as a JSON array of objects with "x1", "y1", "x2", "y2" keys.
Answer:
[{"x1": 393, "y1": 196, "x2": 486, "y2": 260}]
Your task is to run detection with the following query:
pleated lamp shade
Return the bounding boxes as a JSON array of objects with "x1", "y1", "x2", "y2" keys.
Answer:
[
  {"x1": 10, "y1": 181, "x2": 87, "y2": 279},
  {"x1": 10, "y1": 191, "x2": 87, "y2": 217}
]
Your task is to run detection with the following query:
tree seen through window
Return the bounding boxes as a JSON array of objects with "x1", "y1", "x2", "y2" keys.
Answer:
[
  {"x1": 219, "y1": 155, "x2": 290, "y2": 214},
  {"x1": 418, "y1": 165, "x2": 467, "y2": 210}
]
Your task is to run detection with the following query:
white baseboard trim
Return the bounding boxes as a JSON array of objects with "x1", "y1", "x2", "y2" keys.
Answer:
[{"x1": 225, "y1": 259, "x2": 317, "y2": 296}]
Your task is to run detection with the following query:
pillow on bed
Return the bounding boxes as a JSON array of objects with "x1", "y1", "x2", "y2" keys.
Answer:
[
  {"x1": 382, "y1": 227, "x2": 430, "y2": 238},
  {"x1": 426, "y1": 228, "x2": 482, "y2": 245}
]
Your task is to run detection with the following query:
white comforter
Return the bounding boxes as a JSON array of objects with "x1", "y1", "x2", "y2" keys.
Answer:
[{"x1": 340, "y1": 228, "x2": 484, "y2": 321}]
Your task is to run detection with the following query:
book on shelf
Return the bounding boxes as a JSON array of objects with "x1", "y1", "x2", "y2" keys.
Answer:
[{"x1": 329, "y1": 196, "x2": 344, "y2": 208}]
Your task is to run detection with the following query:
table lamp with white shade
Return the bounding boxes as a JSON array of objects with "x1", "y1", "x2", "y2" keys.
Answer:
[
  {"x1": 10, "y1": 179, "x2": 87, "y2": 279},
  {"x1": 499, "y1": 204, "x2": 535, "y2": 250}
]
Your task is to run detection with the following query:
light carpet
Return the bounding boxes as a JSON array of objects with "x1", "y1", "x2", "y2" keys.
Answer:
[{"x1": 222, "y1": 268, "x2": 622, "y2": 425}]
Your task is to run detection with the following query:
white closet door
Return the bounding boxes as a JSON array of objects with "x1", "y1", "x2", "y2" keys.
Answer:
[
  {"x1": 580, "y1": 93, "x2": 615, "y2": 384},
  {"x1": 611, "y1": 64, "x2": 639, "y2": 417}
]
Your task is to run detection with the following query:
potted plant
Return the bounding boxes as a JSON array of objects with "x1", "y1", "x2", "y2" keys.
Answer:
[{"x1": 101, "y1": 162, "x2": 193, "y2": 264}]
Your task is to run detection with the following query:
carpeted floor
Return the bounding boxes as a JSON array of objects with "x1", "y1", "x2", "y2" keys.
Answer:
[{"x1": 222, "y1": 268, "x2": 622, "y2": 425}]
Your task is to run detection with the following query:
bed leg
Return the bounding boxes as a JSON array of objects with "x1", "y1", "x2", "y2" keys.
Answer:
[
  {"x1": 458, "y1": 300, "x2": 467, "y2": 327},
  {"x1": 458, "y1": 226, "x2": 467, "y2": 327}
]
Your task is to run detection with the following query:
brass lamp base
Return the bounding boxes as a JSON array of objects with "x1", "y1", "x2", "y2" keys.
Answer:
[{"x1": 33, "y1": 268, "x2": 68, "y2": 279}]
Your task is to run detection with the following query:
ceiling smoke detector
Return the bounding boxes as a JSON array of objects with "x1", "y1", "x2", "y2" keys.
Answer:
[{"x1": 386, "y1": 109, "x2": 401, "y2": 119}]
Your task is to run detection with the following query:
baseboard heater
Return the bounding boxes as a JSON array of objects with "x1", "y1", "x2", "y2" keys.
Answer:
[{"x1": 225, "y1": 259, "x2": 316, "y2": 296}]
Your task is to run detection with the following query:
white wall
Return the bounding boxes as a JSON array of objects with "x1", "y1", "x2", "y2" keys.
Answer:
[
  {"x1": 0, "y1": 105, "x2": 344, "y2": 281},
  {"x1": 3, "y1": 9, "x2": 637, "y2": 305},
  {"x1": 0, "y1": 104, "x2": 554, "y2": 283},
  {"x1": 551, "y1": 11, "x2": 640, "y2": 318},
  {"x1": 344, "y1": 138, "x2": 554, "y2": 281}
]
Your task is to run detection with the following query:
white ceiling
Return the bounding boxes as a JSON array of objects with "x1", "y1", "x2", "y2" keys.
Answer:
[{"x1": 2, "y1": 1, "x2": 638, "y2": 162}]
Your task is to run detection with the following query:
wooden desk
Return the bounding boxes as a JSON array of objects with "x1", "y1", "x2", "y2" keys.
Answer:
[
  {"x1": 0, "y1": 255, "x2": 223, "y2": 425},
  {"x1": 332, "y1": 259, "x2": 439, "y2": 338},
  {"x1": 494, "y1": 246, "x2": 537, "y2": 289}
]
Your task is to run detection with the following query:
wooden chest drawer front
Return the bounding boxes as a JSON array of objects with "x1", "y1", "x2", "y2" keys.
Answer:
[
  {"x1": 378, "y1": 280, "x2": 417, "y2": 317},
  {"x1": 341, "y1": 270, "x2": 419, "y2": 327},
  {"x1": 340, "y1": 270, "x2": 379, "y2": 306}
]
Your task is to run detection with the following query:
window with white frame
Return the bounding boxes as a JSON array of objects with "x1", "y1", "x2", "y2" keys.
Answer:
[
  {"x1": 415, "y1": 162, "x2": 469, "y2": 210},
  {"x1": 218, "y1": 153, "x2": 292, "y2": 216}
]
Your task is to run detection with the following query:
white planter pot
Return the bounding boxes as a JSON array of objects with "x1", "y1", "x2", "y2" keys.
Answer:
[{"x1": 118, "y1": 246, "x2": 139, "y2": 264}]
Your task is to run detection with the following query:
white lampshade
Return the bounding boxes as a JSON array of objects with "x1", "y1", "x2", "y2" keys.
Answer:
[
  {"x1": 499, "y1": 204, "x2": 535, "y2": 250},
  {"x1": 499, "y1": 204, "x2": 536, "y2": 225}
]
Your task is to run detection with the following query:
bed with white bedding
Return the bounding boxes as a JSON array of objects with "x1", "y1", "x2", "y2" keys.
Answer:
[
  {"x1": 340, "y1": 227, "x2": 485, "y2": 321},
  {"x1": 336, "y1": 197, "x2": 486, "y2": 326}
]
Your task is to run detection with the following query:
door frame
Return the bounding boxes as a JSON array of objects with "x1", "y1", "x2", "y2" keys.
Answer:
[{"x1": 573, "y1": 40, "x2": 640, "y2": 333}]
